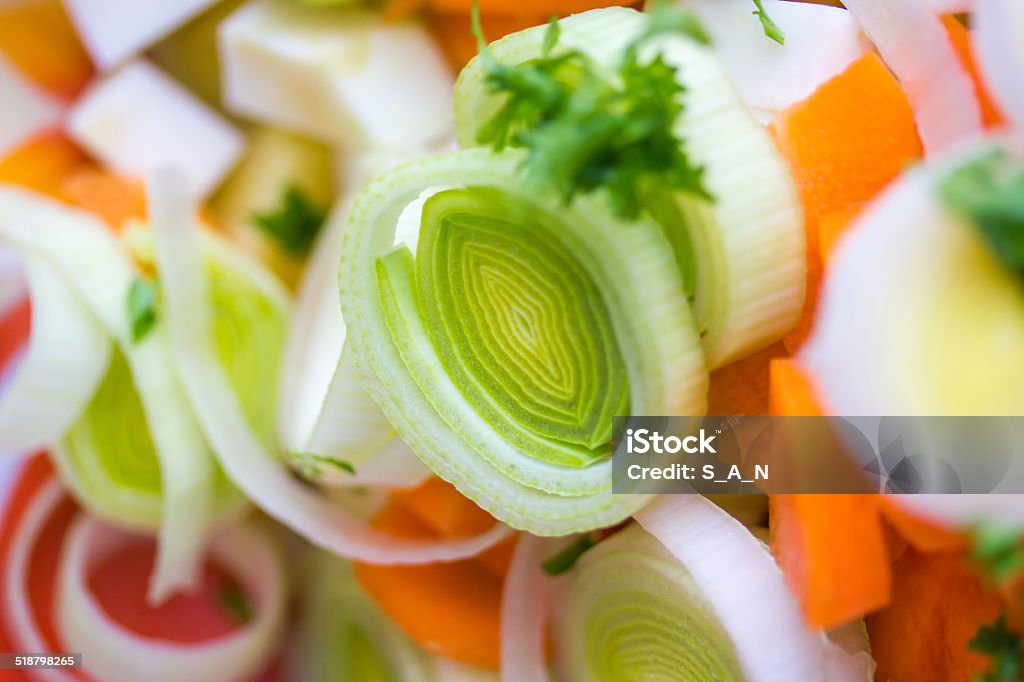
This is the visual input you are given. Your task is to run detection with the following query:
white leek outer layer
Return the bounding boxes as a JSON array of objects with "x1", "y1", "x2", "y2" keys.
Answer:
[
  {"x1": 339, "y1": 148, "x2": 702, "y2": 534},
  {"x1": 0, "y1": 186, "x2": 215, "y2": 603},
  {"x1": 454, "y1": 8, "x2": 805, "y2": 368},
  {"x1": 148, "y1": 167, "x2": 511, "y2": 562},
  {"x1": 842, "y1": 0, "x2": 983, "y2": 156},
  {"x1": 0, "y1": 253, "x2": 111, "y2": 452},
  {"x1": 57, "y1": 517, "x2": 287, "y2": 682},
  {"x1": 634, "y1": 497, "x2": 875, "y2": 681}
]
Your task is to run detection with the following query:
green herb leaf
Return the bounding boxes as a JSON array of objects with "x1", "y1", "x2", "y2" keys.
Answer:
[
  {"x1": 127, "y1": 277, "x2": 159, "y2": 344},
  {"x1": 218, "y1": 583, "x2": 253, "y2": 624},
  {"x1": 542, "y1": 534, "x2": 597, "y2": 576},
  {"x1": 940, "y1": 149, "x2": 1024, "y2": 286},
  {"x1": 252, "y1": 186, "x2": 327, "y2": 258},
  {"x1": 972, "y1": 522, "x2": 1024, "y2": 583},
  {"x1": 969, "y1": 614, "x2": 1023, "y2": 682},
  {"x1": 472, "y1": 2, "x2": 710, "y2": 220},
  {"x1": 288, "y1": 451, "x2": 357, "y2": 480},
  {"x1": 752, "y1": 0, "x2": 785, "y2": 46}
]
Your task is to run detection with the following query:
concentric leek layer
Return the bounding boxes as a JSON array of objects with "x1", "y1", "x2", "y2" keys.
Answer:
[
  {"x1": 340, "y1": 149, "x2": 706, "y2": 534},
  {"x1": 558, "y1": 525, "x2": 744, "y2": 682},
  {"x1": 303, "y1": 557, "x2": 431, "y2": 682},
  {"x1": 454, "y1": 7, "x2": 806, "y2": 368}
]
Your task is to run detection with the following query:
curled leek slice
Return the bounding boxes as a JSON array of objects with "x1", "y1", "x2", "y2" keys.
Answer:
[
  {"x1": 297, "y1": 555, "x2": 433, "y2": 682},
  {"x1": 148, "y1": 167, "x2": 512, "y2": 563},
  {"x1": 453, "y1": 7, "x2": 805, "y2": 367},
  {"x1": 0, "y1": 186, "x2": 219, "y2": 603},
  {"x1": 339, "y1": 149, "x2": 704, "y2": 534},
  {"x1": 0, "y1": 252, "x2": 111, "y2": 452}
]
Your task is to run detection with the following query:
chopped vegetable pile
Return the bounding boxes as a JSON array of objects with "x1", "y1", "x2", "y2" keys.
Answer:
[{"x1": 0, "y1": 0, "x2": 1022, "y2": 681}]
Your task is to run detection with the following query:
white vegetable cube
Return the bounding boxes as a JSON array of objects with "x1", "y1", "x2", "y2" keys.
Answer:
[
  {"x1": 0, "y1": 54, "x2": 62, "y2": 160},
  {"x1": 220, "y1": 0, "x2": 454, "y2": 149},
  {"x1": 67, "y1": 60, "x2": 244, "y2": 198},
  {"x1": 61, "y1": 0, "x2": 223, "y2": 70}
]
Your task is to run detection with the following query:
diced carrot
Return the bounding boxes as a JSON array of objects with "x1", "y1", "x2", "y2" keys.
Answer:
[
  {"x1": 817, "y1": 205, "x2": 863, "y2": 265},
  {"x1": 354, "y1": 503, "x2": 504, "y2": 669},
  {"x1": 867, "y1": 547, "x2": 1001, "y2": 682},
  {"x1": 770, "y1": 493, "x2": 892, "y2": 629},
  {"x1": 771, "y1": 53, "x2": 922, "y2": 352},
  {"x1": 0, "y1": 131, "x2": 90, "y2": 197},
  {"x1": 393, "y1": 477, "x2": 497, "y2": 537},
  {"x1": 0, "y1": 1, "x2": 93, "y2": 100},
  {"x1": 880, "y1": 499, "x2": 968, "y2": 554},
  {"x1": 768, "y1": 358, "x2": 825, "y2": 417},
  {"x1": 707, "y1": 341, "x2": 788, "y2": 416},
  {"x1": 942, "y1": 15, "x2": 1005, "y2": 129},
  {"x1": 59, "y1": 169, "x2": 147, "y2": 231}
]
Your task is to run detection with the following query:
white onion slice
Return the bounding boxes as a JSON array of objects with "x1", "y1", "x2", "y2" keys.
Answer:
[
  {"x1": 3, "y1": 478, "x2": 78, "y2": 682},
  {"x1": 148, "y1": 167, "x2": 512, "y2": 563},
  {"x1": 676, "y1": 0, "x2": 868, "y2": 117},
  {"x1": 57, "y1": 517, "x2": 286, "y2": 682},
  {"x1": 843, "y1": 0, "x2": 983, "y2": 155},
  {"x1": 635, "y1": 496, "x2": 875, "y2": 681},
  {"x1": 973, "y1": 0, "x2": 1024, "y2": 129},
  {"x1": 500, "y1": 535, "x2": 563, "y2": 682},
  {"x1": 0, "y1": 253, "x2": 111, "y2": 452}
]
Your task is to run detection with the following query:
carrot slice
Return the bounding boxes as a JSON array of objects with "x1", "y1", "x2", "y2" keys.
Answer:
[
  {"x1": 354, "y1": 503, "x2": 504, "y2": 669},
  {"x1": 59, "y1": 169, "x2": 147, "y2": 231},
  {"x1": 880, "y1": 499, "x2": 968, "y2": 554},
  {"x1": 942, "y1": 15, "x2": 1005, "y2": 129},
  {"x1": 816, "y1": 205, "x2": 863, "y2": 265},
  {"x1": 867, "y1": 547, "x2": 1001, "y2": 681},
  {"x1": 771, "y1": 53, "x2": 922, "y2": 352},
  {"x1": 768, "y1": 358, "x2": 825, "y2": 417},
  {"x1": 427, "y1": 13, "x2": 550, "y2": 71},
  {"x1": 770, "y1": 493, "x2": 892, "y2": 629},
  {"x1": 707, "y1": 341, "x2": 787, "y2": 416},
  {"x1": 0, "y1": 131, "x2": 90, "y2": 197},
  {"x1": 393, "y1": 477, "x2": 497, "y2": 537},
  {"x1": 0, "y1": 1, "x2": 93, "y2": 100}
]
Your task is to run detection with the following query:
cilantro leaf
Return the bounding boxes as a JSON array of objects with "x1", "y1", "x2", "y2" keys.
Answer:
[
  {"x1": 940, "y1": 149, "x2": 1024, "y2": 286},
  {"x1": 752, "y1": 0, "x2": 785, "y2": 46},
  {"x1": 127, "y1": 277, "x2": 159, "y2": 344},
  {"x1": 970, "y1": 614, "x2": 1023, "y2": 682},
  {"x1": 217, "y1": 582, "x2": 253, "y2": 624},
  {"x1": 288, "y1": 451, "x2": 357, "y2": 480},
  {"x1": 542, "y1": 534, "x2": 597, "y2": 576},
  {"x1": 471, "y1": 2, "x2": 711, "y2": 220},
  {"x1": 252, "y1": 186, "x2": 327, "y2": 258},
  {"x1": 972, "y1": 522, "x2": 1024, "y2": 583}
]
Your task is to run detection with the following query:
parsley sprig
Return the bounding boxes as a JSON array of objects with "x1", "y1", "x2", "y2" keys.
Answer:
[
  {"x1": 127, "y1": 276, "x2": 160, "y2": 344},
  {"x1": 252, "y1": 186, "x2": 327, "y2": 258},
  {"x1": 471, "y1": 2, "x2": 711, "y2": 220},
  {"x1": 970, "y1": 614, "x2": 1023, "y2": 682},
  {"x1": 752, "y1": 0, "x2": 785, "y2": 46}
]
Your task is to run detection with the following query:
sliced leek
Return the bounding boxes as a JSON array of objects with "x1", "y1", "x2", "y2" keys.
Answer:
[
  {"x1": 340, "y1": 149, "x2": 704, "y2": 534},
  {"x1": 454, "y1": 7, "x2": 805, "y2": 367},
  {"x1": 0, "y1": 186, "x2": 221, "y2": 602}
]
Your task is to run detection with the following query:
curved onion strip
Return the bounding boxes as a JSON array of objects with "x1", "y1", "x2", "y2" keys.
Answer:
[
  {"x1": 500, "y1": 535, "x2": 565, "y2": 682},
  {"x1": 0, "y1": 186, "x2": 216, "y2": 603},
  {"x1": 675, "y1": 0, "x2": 868, "y2": 117},
  {"x1": 3, "y1": 478, "x2": 78, "y2": 682},
  {"x1": 57, "y1": 517, "x2": 286, "y2": 682},
  {"x1": 974, "y1": 0, "x2": 1024, "y2": 129},
  {"x1": 843, "y1": 0, "x2": 983, "y2": 155},
  {"x1": 147, "y1": 167, "x2": 511, "y2": 563},
  {"x1": 635, "y1": 496, "x2": 875, "y2": 681},
  {"x1": 0, "y1": 253, "x2": 111, "y2": 452}
]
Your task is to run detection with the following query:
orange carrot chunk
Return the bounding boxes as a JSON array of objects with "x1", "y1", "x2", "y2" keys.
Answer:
[
  {"x1": 393, "y1": 477, "x2": 498, "y2": 538},
  {"x1": 354, "y1": 503, "x2": 504, "y2": 669},
  {"x1": 771, "y1": 52, "x2": 922, "y2": 352},
  {"x1": 942, "y1": 15, "x2": 1005, "y2": 129},
  {"x1": 867, "y1": 548, "x2": 1001, "y2": 681},
  {"x1": 707, "y1": 341, "x2": 787, "y2": 416},
  {"x1": 59, "y1": 169, "x2": 147, "y2": 231},
  {"x1": 0, "y1": 131, "x2": 90, "y2": 197},
  {"x1": 0, "y1": 1, "x2": 93, "y2": 100}
]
